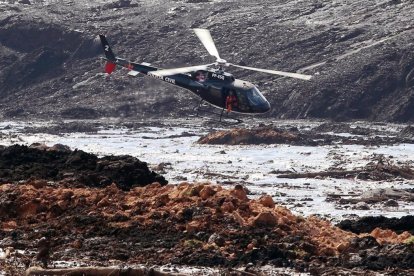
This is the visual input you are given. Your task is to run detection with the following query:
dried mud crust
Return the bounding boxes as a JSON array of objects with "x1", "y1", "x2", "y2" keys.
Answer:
[
  {"x1": 0, "y1": 182, "x2": 413, "y2": 273},
  {"x1": 0, "y1": 144, "x2": 167, "y2": 190},
  {"x1": 197, "y1": 126, "x2": 414, "y2": 146}
]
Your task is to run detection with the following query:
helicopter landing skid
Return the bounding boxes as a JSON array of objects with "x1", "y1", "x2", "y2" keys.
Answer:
[{"x1": 189, "y1": 100, "x2": 243, "y2": 125}]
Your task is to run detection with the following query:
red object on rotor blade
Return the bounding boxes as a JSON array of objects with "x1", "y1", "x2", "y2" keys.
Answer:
[{"x1": 105, "y1": 62, "x2": 116, "y2": 74}]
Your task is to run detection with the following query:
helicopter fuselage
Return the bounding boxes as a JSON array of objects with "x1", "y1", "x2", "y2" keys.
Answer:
[{"x1": 112, "y1": 58, "x2": 271, "y2": 114}]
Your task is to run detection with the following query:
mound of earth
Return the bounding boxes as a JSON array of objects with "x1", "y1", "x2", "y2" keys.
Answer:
[
  {"x1": 0, "y1": 144, "x2": 167, "y2": 190},
  {"x1": 197, "y1": 127, "x2": 300, "y2": 145},
  {"x1": 0, "y1": 182, "x2": 413, "y2": 274},
  {"x1": 197, "y1": 127, "x2": 414, "y2": 146}
]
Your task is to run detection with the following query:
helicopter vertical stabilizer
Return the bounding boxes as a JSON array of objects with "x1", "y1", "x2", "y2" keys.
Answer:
[{"x1": 99, "y1": 34, "x2": 117, "y2": 74}]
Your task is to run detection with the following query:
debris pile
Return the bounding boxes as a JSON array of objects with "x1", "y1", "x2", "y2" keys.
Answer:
[
  {"x1": 197, "y1": 127, "x2": 414, "y2": 146},
  {"x1": 1, "y1": 182, "x2": 413, "y2": 272},
  {"x1": 0, "y1": 144, "x2": 167, "y2": 190},
  {"x1": 338, "y1": 215, "x2": 414, "y2": 235},
  {"x1": 197, "y1": 127, "x2": 301, "y2": 145}
]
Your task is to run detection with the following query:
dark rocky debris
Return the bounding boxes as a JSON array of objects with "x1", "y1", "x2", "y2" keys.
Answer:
[
  {"x1": 0, "y1": 144, "x2": 167, "y2": 190},
  {"x1": 338, "y1": 216, "x2": 414, "y2": 235}
]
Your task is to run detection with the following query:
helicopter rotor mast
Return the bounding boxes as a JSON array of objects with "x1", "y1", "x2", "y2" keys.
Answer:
[{"x1": 153, "y1": 29, "x2": 312, "y2": 81}]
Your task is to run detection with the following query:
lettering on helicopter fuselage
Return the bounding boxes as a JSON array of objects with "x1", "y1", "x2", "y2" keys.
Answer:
[
  {"x1": 147, "y1": 72, "x2": 176, "y2": 84},
  {"x1": 212, "y1": 73, "x2": 225, "y2": 80}
]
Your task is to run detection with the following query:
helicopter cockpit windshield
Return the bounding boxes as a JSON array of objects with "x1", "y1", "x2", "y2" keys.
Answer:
[
  {"x1": 245, "y1": 87, "x2": 270, "y2": 113},
  {"x1": 246, "y1": 87, "x2": 265, "y2": 105}
]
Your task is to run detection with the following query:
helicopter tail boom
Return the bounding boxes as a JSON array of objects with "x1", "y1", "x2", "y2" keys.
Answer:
[{"x1": 99, "y1": 34, "x2": 117, "y2": 74}]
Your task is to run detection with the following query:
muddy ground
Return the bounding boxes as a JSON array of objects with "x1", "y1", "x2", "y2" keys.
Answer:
[
  {"x1": 0, "y1": 121, "x2": 414, "y2": 275},
  {"x1": 0, "y1": 1, "x2": 414, "y2": 122},
  {"x1": 1, "y1": 177, "x2": 414, "y2": 275}
]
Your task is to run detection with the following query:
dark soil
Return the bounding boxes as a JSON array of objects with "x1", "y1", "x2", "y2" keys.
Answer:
[
  {"x1": 337, "y1": 216, "x2": 414, "y2": 235},
  {"x1": 0, "y1": 144, "x2": 167, "y2": 190}
]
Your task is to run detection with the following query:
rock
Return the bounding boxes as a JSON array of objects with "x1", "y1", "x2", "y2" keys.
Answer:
[
  {"x1": 251, "y1": 212, "x2": 277, "y2": 227},
  {"x1": 221, "y1": 201, "x2": 235, "y2": 213},
  {"x1": 199, "y1": 186, "x2": 216, "y2": 200},
  {"x1": 231, "y1": 185, "x2": 248, "y2": 201},
  {"x1": 29, "y1": 179, "x2": 48, "y2": 189},
  {"x1": 48, "y1": 144, "x2": 71, "y2": 153},
  {"x1": 186, "y1": 221, "x2": 203, "y2": 233},
  {"x1": 400, "y1": 125, "x2": 414, "y2": 138},
  {"x1": 336, "y1": 242, "x2": 350, "y2": 253},
  {"x1": 1, "y1": 220, "x2": 17, "y2": 231},
  {"x1": 258, "y1": 195, "x2": 275, "y2": 208},
  {"x1": 384, "y1": 199, "x2": 399, "y2": 207},
  {"x1": 354, "y1": 202, "x2": 370, "y2": 210},
  {"x1": 208, "y1": 233, "x2": 225, "y2": 247}
]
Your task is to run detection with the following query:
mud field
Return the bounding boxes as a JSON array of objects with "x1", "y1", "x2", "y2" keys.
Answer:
[{"x1": 0, "y1": 119, "x2": 413, "y2": 275}]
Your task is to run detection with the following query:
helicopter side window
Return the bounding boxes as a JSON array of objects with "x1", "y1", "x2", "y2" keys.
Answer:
[
  {"x1": 235, "y1": 90, "x2": 250, "y2": 112},
  {"x1": 194, "y1": 71, "x2": 207, "y2": 82}
]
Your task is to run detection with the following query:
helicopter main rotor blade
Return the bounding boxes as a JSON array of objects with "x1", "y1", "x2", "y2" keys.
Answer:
[
  {"x1": 193, "y1": 28, "x2": 221, "y2": 60},
  {"x1": 152, "y1": 63, "x2": 214, "y2": 77},
  {"x1": 229, "y1": 63, "x2": 312, "y2": 81}
]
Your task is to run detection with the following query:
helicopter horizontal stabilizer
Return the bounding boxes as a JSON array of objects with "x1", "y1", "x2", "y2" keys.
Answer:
[{"x1": 128, "y1": 70, "x2": 140, "y2": 76}]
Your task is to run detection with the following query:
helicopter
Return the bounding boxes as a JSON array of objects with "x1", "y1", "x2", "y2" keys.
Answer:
[{"x1": 99, "y1": 29, "x2": 312, "y2": 121}]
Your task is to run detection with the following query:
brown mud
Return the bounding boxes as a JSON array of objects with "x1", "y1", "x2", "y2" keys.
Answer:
[{"x1": 197, "y1": 126, "x2": 414, "y2": 146}]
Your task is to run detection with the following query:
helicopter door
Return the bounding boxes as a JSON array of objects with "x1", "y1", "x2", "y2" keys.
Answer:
[
  {"x1": 207, "y1": 85, "x2": 224, "y2": 107},
  {"x1": 234, "y1": 89, "x2": 250, "y2": 112},
  {"x1": 221, "y1": 87, "x2": 229, "y2": 106}
]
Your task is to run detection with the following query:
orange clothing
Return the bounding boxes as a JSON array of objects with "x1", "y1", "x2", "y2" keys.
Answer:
[{"x1": 226, "y1": 95, "x2": 237, "y2": 112}]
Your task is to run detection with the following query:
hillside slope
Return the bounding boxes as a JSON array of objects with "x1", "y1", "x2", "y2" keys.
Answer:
[{"x1": 0, "y1": 0, "x2": 413, "y2": 121}]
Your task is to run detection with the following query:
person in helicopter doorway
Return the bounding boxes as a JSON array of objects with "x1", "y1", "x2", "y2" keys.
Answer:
[{"x1": 225, "y1": 90, "x2": 238, "y2": 113}]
